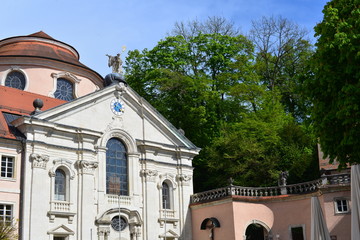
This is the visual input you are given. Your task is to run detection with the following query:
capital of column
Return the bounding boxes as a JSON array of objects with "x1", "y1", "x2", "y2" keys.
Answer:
[{"x1": 30, "y1": 153, "x2": 49, "y2": 169}]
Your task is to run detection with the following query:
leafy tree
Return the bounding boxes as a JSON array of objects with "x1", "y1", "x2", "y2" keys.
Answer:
[
  {"x1": 306, "y1": 0, "x2": 360, "y2": 167},
  {"x1": 125, "y1": 33, "x2": 255, "y2": 147},
  {"x1": 250, "y1": 16, "x2": 314, "y2": 121},
  {"x1": 125, "y1": 17, "x2": 319, "y2": 191}
]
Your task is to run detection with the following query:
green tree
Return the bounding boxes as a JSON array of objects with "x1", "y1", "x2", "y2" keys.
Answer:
[
  {"x1": 250, "y1": 16, "x2": 314, "y2": 121},
  {"x1": 125, "y1": 33, "x2": 255, "y2": 147},
  {"x1": 306, "y1": 0, "x2": 360, "y2": 167}
]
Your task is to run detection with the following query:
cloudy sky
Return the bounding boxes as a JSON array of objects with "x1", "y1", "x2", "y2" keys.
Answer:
[{"x1": 0, "y1": 0, "x2": 328, "y2": 77}]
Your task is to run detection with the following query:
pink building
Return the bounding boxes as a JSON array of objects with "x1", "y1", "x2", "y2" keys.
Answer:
[{"x1": 191, "y1": 174, "x2": 350, "y2": 240}]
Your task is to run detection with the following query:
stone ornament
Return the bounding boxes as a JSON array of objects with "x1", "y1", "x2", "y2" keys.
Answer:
[
  {"x1": 77, "y1": 160, "x2": 98, "y2": 175},
  {"x1": 30, "y1": 153, "x2": 49, "y2": 169},
  {"x1": 176, "y1": 174, "x2": 192, "y2": 185},
  {"x1": 140, "y1": 169, "x2": 158, "y2": 182}
]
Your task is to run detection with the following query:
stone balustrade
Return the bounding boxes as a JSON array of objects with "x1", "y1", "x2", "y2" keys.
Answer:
[
  {"x1": 51, "y1": 201, "x2": 71, "y2": 212},
  {"x1": 106, "y1": 194, "x2": 131, "y2": 205},
  {"x1": 190, "y1": 173, "x2": 350, "y2": 204}
]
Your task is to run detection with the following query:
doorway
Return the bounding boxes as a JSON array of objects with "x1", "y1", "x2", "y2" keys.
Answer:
[{"x1": 245, "y1": 223, "x2": 269, "y2": 240}]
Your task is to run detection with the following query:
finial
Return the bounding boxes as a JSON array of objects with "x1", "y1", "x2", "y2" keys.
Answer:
[{"x1": 31, "y1": 98, "x2": 44, "y2": 115}]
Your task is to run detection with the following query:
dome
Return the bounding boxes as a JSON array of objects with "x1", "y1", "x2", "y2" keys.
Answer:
[{"x1": 0, "y1": 31, "x2": 103, "y2": 82}]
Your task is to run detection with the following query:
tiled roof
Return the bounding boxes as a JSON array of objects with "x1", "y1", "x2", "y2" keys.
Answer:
[{"x1": 0, "y1": 85, "x2": 66, "y2": 140}]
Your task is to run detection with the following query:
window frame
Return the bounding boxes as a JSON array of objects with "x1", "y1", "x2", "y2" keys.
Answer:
[
  {"x1": 334, "y1": 198, "x2": 350, "y2": 214},
  {"x1": 0, "y1": 204, "x2": 13, "y2": 223},
  {"x1": 50, "y1": 72, "x2": 81, "y2": 100},
  {"x1": 289, "y1": 224, "x2": 306, "y2": 240},
  {"x1": 54, "y1": 168, "x2": 67, "y2": 201},
  {"x1": 1, "y1": 67, "x2": 28, "y2": 90},
  {"x1": 162, "y1": 181, "x2": 171, "y2": 210},
  {"x1": 0, "y1": 155, "x2": 16, "y2": 180},
  {"x1": 106, "y1": 138, "x2": 128, "y2": 196}
]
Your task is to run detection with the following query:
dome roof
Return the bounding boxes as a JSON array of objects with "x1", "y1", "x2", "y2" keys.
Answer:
[{"x1": 0, "y1": 31, "x2": 103, "y2": 82}]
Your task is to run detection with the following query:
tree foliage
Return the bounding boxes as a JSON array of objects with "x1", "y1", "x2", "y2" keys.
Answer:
[
  {"x1": 125, "y1": 17, "x2": 318, "y2": 191},
  {"x1": 250, "y1": 16, "x2": 314, "y2": 121},
  {"x1": 306, "y1": 0, "x2": 360, "y2": 167}
]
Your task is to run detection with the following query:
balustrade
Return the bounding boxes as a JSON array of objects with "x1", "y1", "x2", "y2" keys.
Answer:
[{"x1": 190, "y1": 173, "x2": 350, "y2": 204}]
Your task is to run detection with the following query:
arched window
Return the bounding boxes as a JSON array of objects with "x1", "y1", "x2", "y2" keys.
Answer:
[
  {"x1": 106, "y1": 138, "x2": 128, "y2": 196},
  {"x1": 54, "y1": 78, "x2": 74, "y2": 101},
  {"x1": 54, "y1": 169, "x2": 66, "y2": 201},
  {"x1": 162, "y1": 182, "x2": 171, "y2": 209},
  {"x1": 5, "y1": 71, "x2": 26, "y2": 90}
]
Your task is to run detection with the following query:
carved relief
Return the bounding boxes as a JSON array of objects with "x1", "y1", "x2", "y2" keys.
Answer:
[
  {"x1": 158, "y1": 173, "x2": 177, "y2": 189},
  {"x1": 49, "y1": 159, "x2": 76, "y2": 179},
  {"x1": 30, "y1": 153, "x2": 49, "y2": 169},
  {"x1": 97, "y1": 227, "x2": 110, "y2": 236},
  {"x1": 77, "y1": 160, "x2": 98, "y2": 175},
  {"x1": 140, "y1": 169, "x2": 158, "y2": 182},
  {"x1": 176, "y1": 174, "x2": 192, "y2": 186}
]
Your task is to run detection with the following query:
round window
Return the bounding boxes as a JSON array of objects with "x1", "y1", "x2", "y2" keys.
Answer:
[
  {"x1": 5, "y1": 71, "x2": 26, "y2": 90},
  {"x1": 111, "y1": 216, "x2": 127, "y2": 231}
]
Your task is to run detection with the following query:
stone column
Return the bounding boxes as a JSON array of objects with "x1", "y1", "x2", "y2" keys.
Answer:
[
  {"x1": 28, "y1": 153, "x2": 50, "y2": 239},
  {"x1": 77, "y1": 160, "x2": 98, "y2": 240},
  {"x1": 97, "y1": 227, "x2": 110, "y2": 240}
]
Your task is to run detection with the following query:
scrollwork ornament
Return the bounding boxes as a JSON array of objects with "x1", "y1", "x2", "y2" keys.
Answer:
[
  {"x1": 30, "y1": 153, "x2": 49, "y2": 169},
  {"x1": 140, "y1": 169, "x2": 158, "y2": 182},
  {"x1": 77, "y1": 160, "x2": 98, "y2": 175},
  {"x1": 176, "y1": 174, "x2": 192, "y2": 185}
]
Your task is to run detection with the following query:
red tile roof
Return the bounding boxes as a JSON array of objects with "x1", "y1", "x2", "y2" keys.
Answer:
[{"x1": 0, "y1": 85, "x2": 66, "y2": 139}]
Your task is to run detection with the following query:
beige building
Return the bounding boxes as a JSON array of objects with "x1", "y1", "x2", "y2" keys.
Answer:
[{"x1": 190, "y1": 172, "x2": 350, "y2": 240}]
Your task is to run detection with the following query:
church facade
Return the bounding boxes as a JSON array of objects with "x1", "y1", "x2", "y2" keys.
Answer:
[{"x1": 0, "y1": 32, "x2": 199, "y2": 240}]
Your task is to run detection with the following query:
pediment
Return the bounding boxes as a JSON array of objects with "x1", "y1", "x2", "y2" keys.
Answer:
[
  {"x1": 47, "y1": 224, "x2": 74, "y2": 235},
  {"x1": 18, "y1": 83, "x2": 199, "y2": 153},
  {"x1": 159, "y1": 229, "x2": 179, "y2": 238}
]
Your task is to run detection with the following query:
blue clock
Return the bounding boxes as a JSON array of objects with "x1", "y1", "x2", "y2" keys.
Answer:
[{"x1": 110, "y1": 99, "x2": 125, "y2": 115}]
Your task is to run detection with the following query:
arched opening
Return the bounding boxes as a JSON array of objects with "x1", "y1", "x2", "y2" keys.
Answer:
[{"x1": 245, "y1": 223, "x2": 269, "y2": 240}]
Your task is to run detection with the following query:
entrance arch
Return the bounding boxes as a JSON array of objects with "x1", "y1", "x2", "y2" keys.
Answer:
[{"x1": 244, "y1": 220, "x2": 271, "y2": 240}]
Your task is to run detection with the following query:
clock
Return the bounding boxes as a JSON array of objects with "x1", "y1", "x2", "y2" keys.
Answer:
[{"x1": 110, "y1": 99, "x2": 125, "y2": 115}]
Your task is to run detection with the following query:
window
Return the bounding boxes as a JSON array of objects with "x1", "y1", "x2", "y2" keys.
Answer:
[
  {"x1": 55, "y1": 169, "x2": 66, "y2": 201},
  {"x1": 106, "y1": 138, "x2": 128, "y2": 195},
  {"x1": 1, "y1": 156, "x2": 14, "y2": 178},
  {"x1": 162, "y1": 182, "x2": 171, "y2": 209},
  {"x1": 291, "y1": 226, "x2": 304, "y2": 240},
  {"x1": 54, "y1": 237, "x2": 67, "y2": 240},
  {"x1": 5, "y1": 71, "x2": 26, "y2": 90},
  {"x1": 0, "y1": 204, "x2": 12, "y2": 223},
  {"x1": 54, "y1": 78, "x2": 74, "y2": 101},
  {"x1": 111, "y1": 216, "x2": 127, "y2": 231},
  {"x1": 335, "y1": 199, "x2": 349, "y2": 214}
]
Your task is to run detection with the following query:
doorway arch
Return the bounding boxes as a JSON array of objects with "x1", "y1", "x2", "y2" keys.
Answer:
[{"x1": 244, "y1": 220, "x2": 271, "y2": 240}]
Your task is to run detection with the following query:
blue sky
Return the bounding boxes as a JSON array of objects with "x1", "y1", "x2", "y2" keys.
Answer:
[{"x1": 0, "y1": 0, "x2": 328, "y2": 77}]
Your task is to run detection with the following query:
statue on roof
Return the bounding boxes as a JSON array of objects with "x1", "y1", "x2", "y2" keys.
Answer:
[{"x1": 106, "y1": 46, "x2": 126, "y2": 75}]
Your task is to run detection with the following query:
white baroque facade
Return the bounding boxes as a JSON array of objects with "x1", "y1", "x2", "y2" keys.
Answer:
[{"x1": 0, "y1": 32, "x2": 199, "y2": 240}]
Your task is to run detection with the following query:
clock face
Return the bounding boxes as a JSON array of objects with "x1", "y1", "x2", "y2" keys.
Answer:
[{"x1": 110, "y1": 99, "x2": 125, "y2": 115}]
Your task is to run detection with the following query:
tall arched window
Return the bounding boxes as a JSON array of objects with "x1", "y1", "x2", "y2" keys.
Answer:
[
  {"x1": 54, "y1": 78, "x2": 74, "y2": 101},
  {"x1": 55, "y1": 169, "x2": 66, "y2": 201},
  {"x1": 5, "y1": 71, "x2": 26, "y2": 90},
  {"x1": 162, "y1": 182, "x2": 171, "y2": 209},
  {"x1": 106, "y1": 138, "x2": 128, "y2": 195}
]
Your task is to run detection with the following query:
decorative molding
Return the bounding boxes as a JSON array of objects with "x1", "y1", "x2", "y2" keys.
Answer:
[
  {"x1": 140, "y1": 169, "x2": 158, "y2": 182},
  {"x1": 158, "y1": 173, "x2": 177, "y2": 189},
  {"x1": 114, "y1": 82, "x2": 127, "y2": 98},
  {"x1": 176, "y1": 174, "x2": 192, "y2": 186},
  {"x1": 97, "y1": 227, "x2": 110, "y2": 236},
  {"x1": 130, "y1": 225, "x2": 142, "y2": 237},
  {"x1": 30, "y1": 153, "x2": 49, "y2": 169},
  {"x1": 49, "y1": 71, "x2": 81, "y2": 98},
  {"x1": 77, "y1": 160, "x2": 98, "y2": 175},
  {"x1": 49, "y1": 159, "x2": 76, "y2": 179}
]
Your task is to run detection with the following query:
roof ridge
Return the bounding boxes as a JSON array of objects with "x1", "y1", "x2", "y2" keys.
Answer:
[{"x1": 28, "y1": 31, "x2": 54, "y2": 40}]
